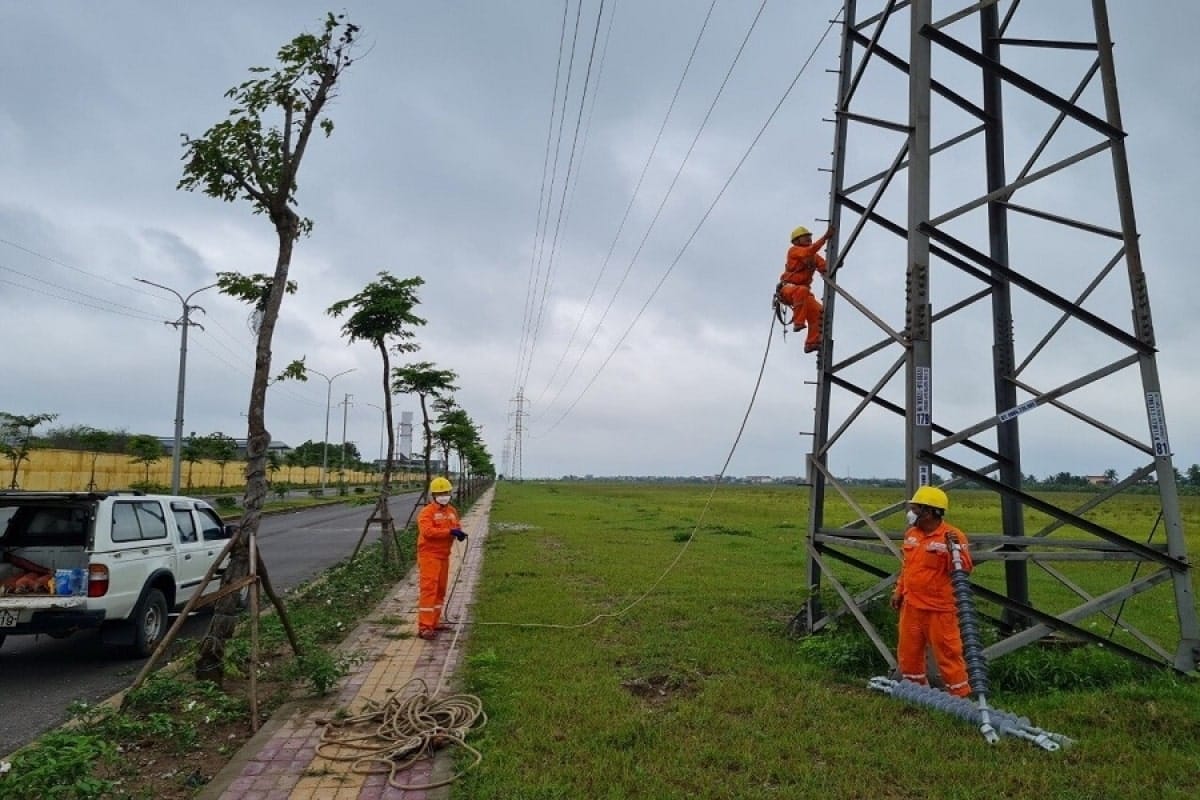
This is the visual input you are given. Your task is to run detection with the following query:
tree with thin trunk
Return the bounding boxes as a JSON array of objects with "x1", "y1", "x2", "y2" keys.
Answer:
[
  {"x1": 206, "y1": 431, "x2": 238, "y2": 489},
  {"x1": 181, "y1": 437, "x2": 204, "y2": 491},
  {"x1": 432, "y1": 395, "x2": 458, "y2": 481},
  {"x1": 178, "y1": 12, "x2": 359, "y2": 686},
  {"x1": 126, "y1": 434, "x2": 165, "y2": 485},
  {"x1": 327, "y1": 272, "x2": 425, "y2": 567},
  {"x1": 438, "y1": 406, "x2": 480, "y2": 502},
  {"x1": 80, "y1": 427, "x2": 114, "y2": 491},
  {"x1": 392, "y1": 363, "x2": 458, "y2": 501},
  {"x1": 0, "y1": 412, "x2": 58, "y2": 489}
]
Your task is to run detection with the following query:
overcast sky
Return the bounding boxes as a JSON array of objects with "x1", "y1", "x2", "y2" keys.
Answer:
[{"x1": 2, "y1": 1, "x2": 1197, "y2": 481}]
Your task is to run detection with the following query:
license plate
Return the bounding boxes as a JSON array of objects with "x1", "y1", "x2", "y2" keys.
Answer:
[{"x1": 0, "y1": 608, "x2": 17, "y2": 628}]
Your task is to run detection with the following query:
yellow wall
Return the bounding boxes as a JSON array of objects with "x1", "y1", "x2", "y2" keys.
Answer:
[{"x1": 4, "y1": 449, "x2": 395, "y2": 492}]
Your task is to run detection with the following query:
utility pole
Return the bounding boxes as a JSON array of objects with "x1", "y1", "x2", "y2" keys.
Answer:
[
  {"x1": 308, "y1": 367, "x2": 355, "y2": 492},
  {"x1": 340, "y1": 393, "x2": 353, "y2": 485},
  {"x1": 366, "y1": 402, "x2": 386, "y2": 463},
  {"x1": 135, "y1": 278, "x2": 217, "y2": 494}
]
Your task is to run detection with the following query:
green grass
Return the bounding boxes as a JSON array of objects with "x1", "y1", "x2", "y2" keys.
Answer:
[{"x1": 458, "y1": 481, "x2": 1200, "y2": 799}]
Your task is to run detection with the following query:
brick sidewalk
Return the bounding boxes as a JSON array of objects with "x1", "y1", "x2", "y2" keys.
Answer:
[{"x1": 199, "y1": 487, "x2": 493, "y2": 800}]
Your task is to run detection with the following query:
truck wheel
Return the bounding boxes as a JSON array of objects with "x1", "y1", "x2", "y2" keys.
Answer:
[
  {"x1": 0, "y1": 634, "x2": 5, "y2": 651},
  {"x1": 132, "y1": 589, "x2": 168, "y2": 658}
]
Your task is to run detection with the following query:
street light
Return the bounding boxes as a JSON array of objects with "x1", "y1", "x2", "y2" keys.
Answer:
[
  {"x1": 308, "y1": 367, "x2": 355, "y2": 491},
  {"x1": 366, "y1": 402, "x2": 386, "y2": 463},
  {"x1": 135, "y1": 278, "x2": 218, "y2": 494}
]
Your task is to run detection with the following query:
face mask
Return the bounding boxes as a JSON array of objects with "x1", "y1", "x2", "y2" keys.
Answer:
[
  {"x1": 905, "y1": 510, "x2": 919, "y2": 526},
  {"x1": 435, "y1": 495, "x2": 451, "y2": 506}
]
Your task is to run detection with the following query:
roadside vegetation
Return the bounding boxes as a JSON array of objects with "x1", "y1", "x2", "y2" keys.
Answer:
[
  {"x1": 459, "y1": 481, "x2": 1200, "y2": 799},
  {"x1": 0, "y1": 519, "x2": 417, "y2": 800}
]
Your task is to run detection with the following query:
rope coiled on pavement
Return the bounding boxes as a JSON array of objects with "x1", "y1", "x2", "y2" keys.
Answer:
[{"x1": 315, "y1": 677, "x2": 487, "y2": 791}]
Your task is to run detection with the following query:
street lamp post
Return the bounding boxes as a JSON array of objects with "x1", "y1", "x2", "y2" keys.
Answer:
[
  {"x1": 135, "y1": 278, "x2": 218, "y2": 494},
  {"x1": 308, "y1": 367, "x2": 355, "y2": 492}
]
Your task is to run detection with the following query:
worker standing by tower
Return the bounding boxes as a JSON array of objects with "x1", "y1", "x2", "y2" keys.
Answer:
[
  {"x1": 416, "y1": 476, "x2": 467, "y2": 640},
  {"x1": 890, "y1": 486, "x2": 973, "y2": 697},
  {"x1": 777, "y1": 224, "x2": 833, "y2": 353}
]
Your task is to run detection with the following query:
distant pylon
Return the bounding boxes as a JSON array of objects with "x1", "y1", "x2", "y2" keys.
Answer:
[
  {"x1": 798, "y1": 1, "x2": 1198, "y2": 674},
  {"x1": 511, "y1": 389, "x2": 528, "y2": 481}
]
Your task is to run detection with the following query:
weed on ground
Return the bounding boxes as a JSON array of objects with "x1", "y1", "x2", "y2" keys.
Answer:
[{"x1": 0, "y1": 526, "x2": 416, "y2": 800}]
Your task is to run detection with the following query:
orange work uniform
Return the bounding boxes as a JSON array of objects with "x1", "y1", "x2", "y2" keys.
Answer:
[
  {"x1": 416, "y1": 499, "x2": 461, "y2": 635},
  {"x1": 778, "y1": 230, "x2": 830, "y2": 349},
  {"x1": 893, "y1": 519, "x2": 973, "y2": 697}
]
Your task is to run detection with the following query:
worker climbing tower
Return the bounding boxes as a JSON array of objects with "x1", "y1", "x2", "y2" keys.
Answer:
[{"x1": 797, "y1": 1, "x2": 1199, "y2": 674}]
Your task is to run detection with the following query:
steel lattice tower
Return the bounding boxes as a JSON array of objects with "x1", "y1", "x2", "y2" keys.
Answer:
[
  {"x1": 510, "y1": 389, "x2": 527, "y2": 481},
  {"x1": 798, "y1": 0, "x2": 1199, "y2": 673}
]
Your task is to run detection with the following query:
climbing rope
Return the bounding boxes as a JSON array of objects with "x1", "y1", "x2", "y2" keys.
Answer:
[
  {"x1": 316, "y1": 677, "x2": 487, "y2": 791},
  {"x1": 479, "y1": 310, "x2": 778, "y2": 631},
  {"x1": 325, "y1": 313, "x2": 776, "y2": 790}
]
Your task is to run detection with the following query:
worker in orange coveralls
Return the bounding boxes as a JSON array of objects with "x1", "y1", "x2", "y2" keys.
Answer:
[
  {"x1": 890, "y1": 485, "x2": 973, "y2": 697},
  {"x1": 777, "y1": 224, "x2": 833, "y2": 353},
  {"x1": 416, "y1": 476, "x2": 467, "y2": 640}
]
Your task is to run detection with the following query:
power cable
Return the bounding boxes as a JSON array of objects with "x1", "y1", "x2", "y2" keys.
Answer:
[
  {"x1": 511, "y1": 0, "x2": 572, "y2": 402},
  {"x1": 539, "y1": 10, "x2": 840, "y2": 435},
  {"x1": 524, "y1": 0, "x2": 619, "y2": 405},
  {"x1": 531, "y1": 0, "x2": 718, "y2": 408},
  {"x1": 0, "y1": 236, "x2": 167, "y2": 301},
  {"x1": 520, "y1": 0, "x2": 611, "y2": 392},
  {"x1": 0, "y1": 234, "x2": 255, "y2": 363},
  {"x1": 0, "y1": 272, "x2": 162, "y2": 322},
  {"x1": 535, "y1": 0, "x2": 774, "y2": 423}
]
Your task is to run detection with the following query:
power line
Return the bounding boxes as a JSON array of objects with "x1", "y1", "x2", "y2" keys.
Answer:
[
  {"x1": 0, "y1": 271, "x2": 163, "y2": 322},
  {"x1": 538, "y1": 10, "x2": 841, "y2": 436},
  {"x1": 0, "y1": 234, "x2": 256, "y2": 363},
  {"x1": 520, "y1": 0, "x2": 611, "y2": 392},
  {"x1": 536, "y1": 0, "x2": 775, "y2": 423},
  {"x1": 0, "y1": 236, "x2": 168, "y2": 301},
  {"x1": 530, "y1": 0, "x2": 718, "y2": 409},
  {"x1": 512, "y1": 0, "x2": 575, "y2": 402}
]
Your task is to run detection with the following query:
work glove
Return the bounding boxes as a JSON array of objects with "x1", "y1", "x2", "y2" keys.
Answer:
[{"x1": 451, "y1": 528, "x2": 467, "y2": 542}]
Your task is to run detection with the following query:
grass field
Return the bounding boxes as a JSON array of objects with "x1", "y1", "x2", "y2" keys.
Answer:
[{"x1": 455, "y1": 481, "x2": 1200, "y2": 799}]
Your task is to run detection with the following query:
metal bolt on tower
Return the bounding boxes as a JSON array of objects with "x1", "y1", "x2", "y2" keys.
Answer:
[{"x1": 798, "y1": 0, "x2": 1199, "y2": 674}]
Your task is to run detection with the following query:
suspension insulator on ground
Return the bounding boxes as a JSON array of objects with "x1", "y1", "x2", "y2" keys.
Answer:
[{"x1": 867, "y1": 678, "x2": 1072, "y2": 751}]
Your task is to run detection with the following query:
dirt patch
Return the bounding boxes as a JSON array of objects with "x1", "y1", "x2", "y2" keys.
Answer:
[
  {"x1": 88, "y1": 673, "x2": 295, "y2": 799},
  {"x1": 620, "y1": 673, "x2": 699, "y2": 705},
  {"x1": 99, "y1": 714, "x2": 252, "y2": 799}
]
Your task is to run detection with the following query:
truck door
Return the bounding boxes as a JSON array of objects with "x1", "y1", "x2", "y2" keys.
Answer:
[
  {"x1": 102, "y1": 500, "x2": 173, "y2": 620},
  {"x1": 170, "y1": 501, "x2": 216, "y2": 603}
]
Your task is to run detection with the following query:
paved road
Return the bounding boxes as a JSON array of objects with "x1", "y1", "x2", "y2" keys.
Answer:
[{"x1": 0, "y1": 492, "x2": 423, "y2": 758}]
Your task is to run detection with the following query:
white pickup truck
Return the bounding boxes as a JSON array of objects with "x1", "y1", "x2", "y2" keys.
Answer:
[{"x1": 0, "y1": 491, "x2": 236, "y2": 657}]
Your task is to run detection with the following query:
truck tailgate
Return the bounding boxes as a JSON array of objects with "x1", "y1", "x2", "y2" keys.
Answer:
[{"x1": 0, "y1": 595, "x2": 86, "y2": 628}]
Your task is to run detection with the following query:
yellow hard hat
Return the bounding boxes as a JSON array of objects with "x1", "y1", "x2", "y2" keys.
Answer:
[
  {"x1": 910, "y1": 485, "x2": 948, "y2": 511},
  {"x1": 790, "y1": 226, "x2": 812, "y2": 241},
  {"x1": 430, "y1": 477, "x2": 453, "y2": 494}
]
